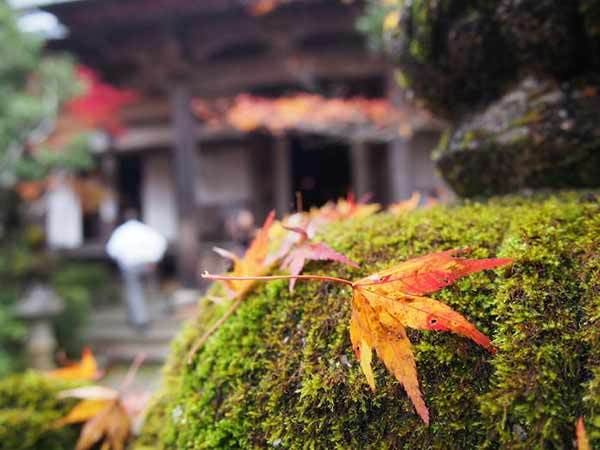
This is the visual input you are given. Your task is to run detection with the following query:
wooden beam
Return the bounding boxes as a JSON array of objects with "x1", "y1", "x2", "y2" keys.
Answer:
[
  {"x1": 272, "y1": 136, "x2": 293, "y2": 216},
  {"x1": 351, "y1": 140, "x2": 370, "y2": 198},
  {"x1": 113, "y1": 125, "x2": 258, "y2": 153},
  {"x1": 170, "y1": 83, "x2": 200, "y2": 287},
  {"x1": 189, "y1": 50, "x2": 388, "y2": 98}
]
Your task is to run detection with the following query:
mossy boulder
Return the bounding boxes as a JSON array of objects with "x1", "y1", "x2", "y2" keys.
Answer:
[
  {"x1": 495, "y1": 0, "x2": 582, "y2": 76},
  {"x1": 136, "y1": 192, "x2": 599, "y2": 449},
  {"x1": 384, "y1": 0, "x2": 513, "y2": 118},
  {"x1": 376, "y1": 0, "x2": 597, "y2": 118},
  {"x1": 434, "y1": 77, "x2": 600, "y2": 197},
  {"x1": 0, "y1": 371, "x2": 81, "y2": 450}
]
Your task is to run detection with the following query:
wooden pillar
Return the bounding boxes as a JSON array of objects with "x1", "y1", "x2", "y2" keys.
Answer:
[
  {"x1": 170, "y1": 83, "x2": 199, "y2": 287},
  {"x1": 351, "y1": 140, "x2": 370, "y2": 198},
  {"x1": 386, "y1": 69, "x2": 415, "y2": 202},
  {"x1": 99, "y1": 153, "x2": 118, "y2": 243},
  {"x1": 389, "y1": 138, "x2": 413, "y2": 201},
  {"x1": 273, "y1": 135, "x2": 292, "y2": 216}
]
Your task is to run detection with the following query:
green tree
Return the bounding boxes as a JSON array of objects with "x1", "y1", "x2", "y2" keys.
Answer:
[
  {"x1": 0, "y1": 1, "x2": 86, "y2": 376},
  {"x1": 0, "y1": 1, "x2": 81, "y2": 186}
]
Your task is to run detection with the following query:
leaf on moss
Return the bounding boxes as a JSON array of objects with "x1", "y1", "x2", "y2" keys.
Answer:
[
  {"x1": 388, "y1": 191, "x2": 421, "y2": 215},
  {"x1": 213, "y1": 210, "x2": 276, "y2": 298},
  {"x1": 56, "y1": 354, "x2": 147, "y2": 450},
  {"x1": 55, "y1": 398, "x2": 114, "y2": 427},
  {"x1": 314, "y1": 193, "x2": 380, "y2": 223},
  {"x1": 350, "y1": 249, "x2": 512, "y2": 423},
  {"x1": 203, "y1": 248, "x2": 513, "y2": 423},
  {"x1": 358, "y1": 248, "x2": 513, "y2": 296},
  {"x1": 280, "y1": 223, "x2": 358, "y2": 291},
  {"x1": 74, "y1": 399, "x2": 130, "y2": 450},
  {"x1": 45, "y1": 347, "x2": 101, "y2": 381}
]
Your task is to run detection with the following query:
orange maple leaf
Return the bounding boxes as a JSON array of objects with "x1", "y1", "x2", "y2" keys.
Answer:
[
  {"x1": 56, "y1": 354, "x2": 147, "y2": 450},
  {"x1": 203, "y1": 248, "x2": 513, "y2": 423},
  {"x1": 188, "y1": 211, "x2": 277, "y2": 362},
  {"x1": 348, "y1": 249, "x2": 511, "y2": 423},
  {"x1": 577, "y1": 417, "x2": 591, "y2": 450},
  {"x1": 213, "y1": 210, "x2": 276, "y2": 298},
  {"x1": 45, "y1": 347, "x2": 101, "y2": 381},
  {"x1": 388, "y1": 192, "x2": 421, "y2": 215},
  {"x1": 314, "y1": 193, "x2": 380, "y2": 224},
  {"x1": 56, "y1": 395, "x2": 130, "y2": 450}
]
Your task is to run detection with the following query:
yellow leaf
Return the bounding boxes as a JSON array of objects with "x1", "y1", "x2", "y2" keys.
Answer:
[
  {"x1": 75, "y1": 400, "x2": 130, "y2": 450},
  {"x1": 45, "y1": 347, "x2": 99, "y2": 381},
  {"x1": 351, "y1": 290, "x2": 428, "y2": 423},
  {"x1": 56, "y1": 399, "x2": 112, "y2": 427}
]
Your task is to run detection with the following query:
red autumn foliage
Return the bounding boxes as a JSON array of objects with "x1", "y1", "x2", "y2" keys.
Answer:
[
  {"x1": 66, "y1": 65, "x2": 138, "y2": 136},
  {"x1": 280, "y1": 223, "x2": 358, "y2": 291}
]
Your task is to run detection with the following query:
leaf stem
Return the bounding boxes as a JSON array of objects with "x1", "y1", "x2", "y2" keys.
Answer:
[
  {"x1": 187, "y1": 295, "x2": 244, "y2": 364},
  {"x1": 201, "y1": 271, "x2": 354, "y2": 287},
  {"x1": 187, "y1": 272, "x2": 353, "y2": 364}
]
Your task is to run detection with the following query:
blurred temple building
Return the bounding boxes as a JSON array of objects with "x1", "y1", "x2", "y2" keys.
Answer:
[{"x1": 40, "y1": 0, "x2": 447, "y2": 287}]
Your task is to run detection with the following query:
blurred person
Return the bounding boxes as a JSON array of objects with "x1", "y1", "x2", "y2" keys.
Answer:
[{"x1": 106, "y1": 209, "x2": 167, "y2": 331}]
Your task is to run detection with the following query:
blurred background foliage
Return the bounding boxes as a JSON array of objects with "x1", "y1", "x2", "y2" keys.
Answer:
[{"x1": 0, "y1": 1, "x2": 109, "y2": 376}]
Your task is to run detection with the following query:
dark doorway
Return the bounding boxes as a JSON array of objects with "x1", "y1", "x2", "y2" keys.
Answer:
[
  {"x1": 291, "y1": 135, "x2": 351, "y2": 209},
  {"x1": 116, "y1": 154, "x2": 142, "y2": 221}
]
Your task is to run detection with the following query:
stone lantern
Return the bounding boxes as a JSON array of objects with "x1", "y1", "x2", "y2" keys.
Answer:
[{"x1": 14, "y1": 285, "x2": 64, "y2": 370}]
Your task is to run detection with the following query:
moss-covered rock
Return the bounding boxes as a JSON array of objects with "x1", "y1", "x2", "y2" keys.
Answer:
[
  {"x1": 0, "y1": 371, "x2": 81, "y2": 450},
  {"x1": 135, "y1": 192, "x2": 599, "y2": 449},
  {"x1": 383, "y1": 0, "x2": 513, "y2": 118},
  {"x1": 495, "y1": 0, "x2": 582, "y2": 76},
  {"x1": 434, "y1": 77, "x2": 600, "y2": 197},
  {"x1": 373, "y1": 0, "x2": 598, "y2": 118}
]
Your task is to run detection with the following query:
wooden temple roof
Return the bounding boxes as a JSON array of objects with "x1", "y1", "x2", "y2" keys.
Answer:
[
  {"x1": 43, "y1": 0, "x2": 378, "y2": 98},
  {"x1": 43, "y1": 0, "x2": 320, "y2": 30},
  {"x1": 43, "y1": 0, "x2": 444, "y2": 146}
]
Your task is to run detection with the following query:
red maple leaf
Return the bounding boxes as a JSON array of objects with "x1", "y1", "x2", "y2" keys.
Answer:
[{"x1": 280, "y1": 223, "x2": 358, "y2": 291}]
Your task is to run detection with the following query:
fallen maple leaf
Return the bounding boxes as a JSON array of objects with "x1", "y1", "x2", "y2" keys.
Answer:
[
  {"x1": 280, "y1": 223, "x2": 358, "y2": 292},
  {"x1": 56, "y1": 354, "x2": 147, "y2": 450},
  {"x1": 55, "y1": 398, "x2": 116, "y2": 428},
  {"x1": 188, "y1": 211, "x2": 277, "y2": 362},
  {"x1": 318, "y1": 193, "x2": 381, "y2": 222},
  {"x1": 202, "y1": 248, "x2": 513, "y2": 423},
  {"x1": 74, "y1": 399, "x2": 130, "y2": 450},
  {"x1": 213, "y1": 210, "x2": 276, "y2": 299},
  {"x1": 388, "y1": 192, "x2": 421, "y2": 215},
  {"x1": 45, "y1": 347, "x2": 101, "y2": 381},
  {"x1": 577, "y1": 417, "x2": 591, "y2": 450}
]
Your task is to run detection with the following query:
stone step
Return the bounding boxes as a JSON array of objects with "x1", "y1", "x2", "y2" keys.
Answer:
[
  {"x1": 86, "y1": 302, "x2": 188, "y2": 364},
  {"x1": 93, "y1": 341, "x2": 172, "y2": 364},
  {"x1": 91, "y1": 303, "x2": 176, "y2": 323},
  {"x1": 85, "y1": 323, "x2": 180, "y2": 344}
]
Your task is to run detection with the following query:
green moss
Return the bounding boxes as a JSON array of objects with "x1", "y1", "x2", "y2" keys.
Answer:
[
  {"x1": 0, "y1": 371, "x2": 81, "y2": 450},
  {"x1": 136, "y1": 192, "x2": 599, "y2": 449}
]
